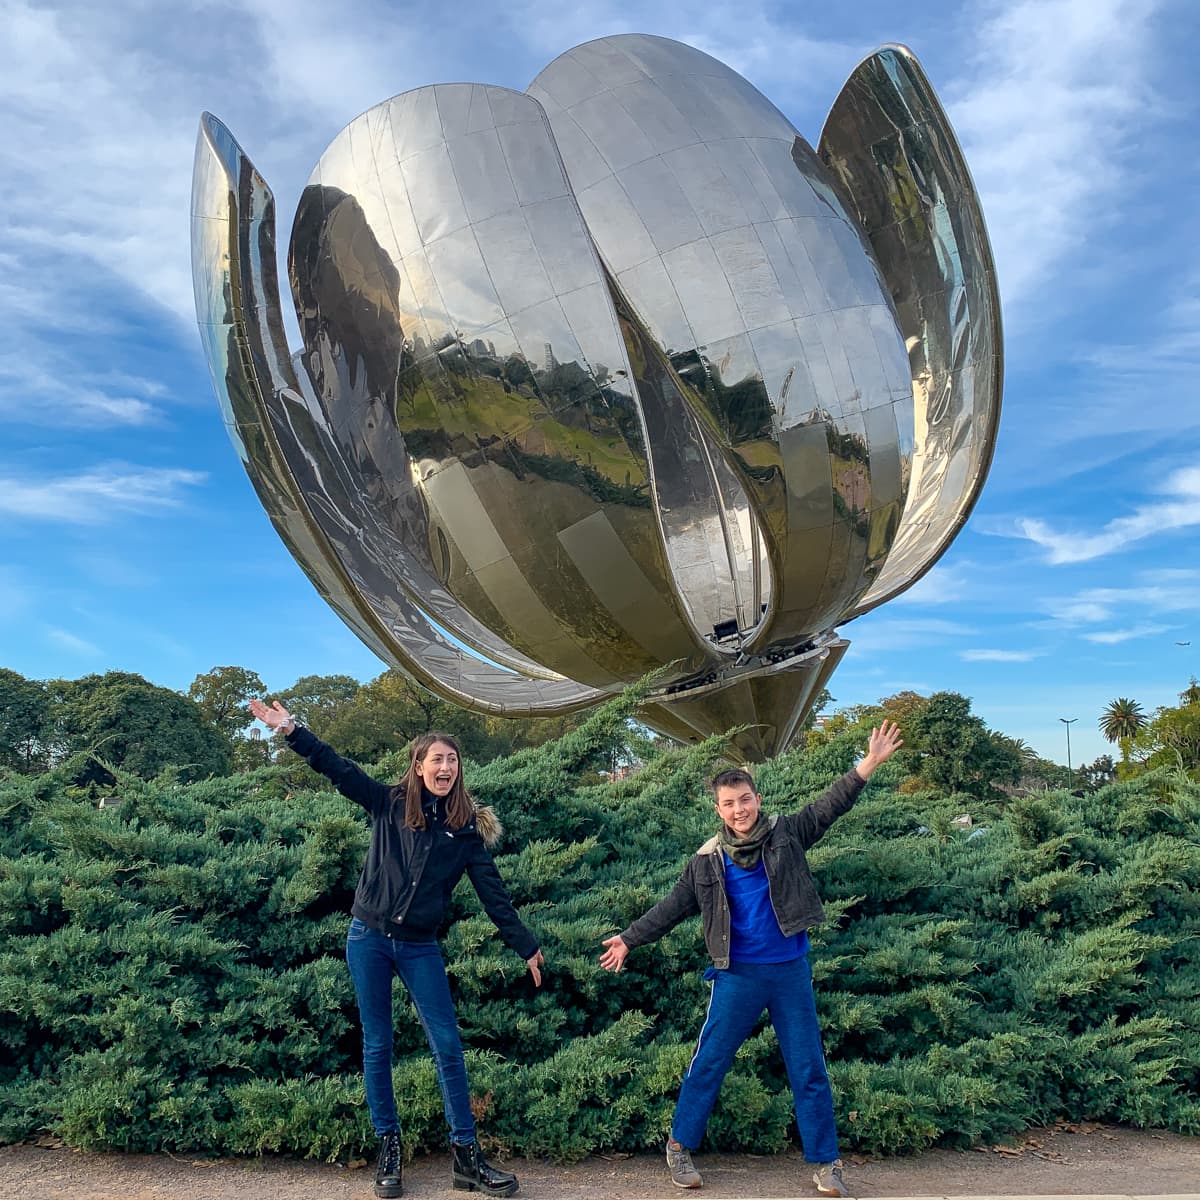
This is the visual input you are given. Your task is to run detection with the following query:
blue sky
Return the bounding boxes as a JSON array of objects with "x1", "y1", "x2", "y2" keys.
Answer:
[{"x1": 2, "y1": 0, "x2": 1198, "y2": 767}]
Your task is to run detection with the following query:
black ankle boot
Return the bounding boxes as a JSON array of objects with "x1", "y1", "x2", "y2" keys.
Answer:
[
  {"x1": 374, "y1": 1131, "x2": 403, "y2": 1198},
  {"x1": 451, "y1": 1139, "x2": 518, "y2": 1196}
]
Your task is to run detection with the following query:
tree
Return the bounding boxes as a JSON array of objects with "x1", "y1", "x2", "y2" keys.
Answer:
[
  {"x1": 53, "y1": 671, "x2": 231, "y2": 784},
  {"x1": 315, "y1": 670, "x2": 592, "y2": 764},
  {"x1": 990, "y1": 736, "x2": 1071, "y2": 794},
  {"x1": 188, "y1": 666, "x2": 266, "y2": 740},
  {"x1": 799, "y1": 687, "x2": 835, "y2": 733},
  {"x1": 908, "y1": 691, "x2": 1021, "y2": 798},
  {"x1": 1099, "y1": 698, "x2": 1148, "y2": 766},
  {"x1": 270, "y1": 673, "x2": 361, "y2": 733},
  {"x1": 1078, "y1": 754, "x2": 1117, "y2": 790},
  {"x1": 0, "y1": 668, "x2": 51, "y2": 774},
  {"x1": 1134, "y1": 694, "x2": 1200, "y2": 774},
  {"x1": 877, "y1": 690, "x2": 931, "y2": 729},
  {"x1": 321, "y1": 670, "x2": 494, "y2": 762}
]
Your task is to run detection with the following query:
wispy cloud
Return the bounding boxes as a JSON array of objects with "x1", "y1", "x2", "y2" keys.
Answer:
[
  {"x1": 504, "y1": 0, "x2": 860, "y2": 98},
  {"x1": 999, "y1": 464, "x2": 1200, "y2": 563},
  {"x1": 0, "y1": 465, "x2": 207, "y2": 522},
  {"x1": 1082, "y1": 624, "x2": 1170, "y2": 644},
  {"x1": 1083, "y1": 283, "x2": 1200, "y2": 379},
  {"x1": 45, "y1": 626, "x2": 102, "y2": 656},
  {"x1": 889, "y1": 562, "x2": 971, "y2": 607},
  {"x1": 949, "y1": 0, "x2": 1165, "y2": 310},
  {"x1": 0, "y1": 353, "x2": 165, "y2": 426},
  {"x1": 1044, "y1": 598, "x2": 1115, "y2": 624},
  {"x1": 1043, "y1": 572, "x2": 1200, "y2": 635},
  {"x1": 842, "y1": 616, "x2": 975, "y2": 654},
  {"x1": 961, "y1": 648, "x2": 1041, "y2": 662}
]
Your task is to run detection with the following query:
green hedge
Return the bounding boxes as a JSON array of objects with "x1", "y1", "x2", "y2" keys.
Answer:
[{"x1": 2, "y1": 695, "x2": 1198, "y2": 1160}]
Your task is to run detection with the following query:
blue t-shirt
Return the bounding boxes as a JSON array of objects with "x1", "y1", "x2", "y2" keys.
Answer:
[{"x1": 724, "y1": 853, "x2": 809, "y2": 963}]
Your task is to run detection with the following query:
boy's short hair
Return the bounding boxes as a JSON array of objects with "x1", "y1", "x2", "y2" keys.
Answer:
[{"x1": 710, "y1": 766, "x2": 756, "y2": 795}]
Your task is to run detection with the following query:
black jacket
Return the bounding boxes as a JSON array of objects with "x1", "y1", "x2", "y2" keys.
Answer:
[
  {"x1": 285, "y1": 726, "x2": 538, "y2": 961},
  {"x1": 620, "y1": 769, "x2": 865, "y2": 969}
]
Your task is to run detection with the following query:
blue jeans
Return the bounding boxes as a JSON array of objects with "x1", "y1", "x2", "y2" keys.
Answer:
[
  {"x1": 345, "y1": 919, "x2": 476, "y2": 1142},
  {"x1": 671, "y1": 957, "x2": 839, "y2": 1161}
]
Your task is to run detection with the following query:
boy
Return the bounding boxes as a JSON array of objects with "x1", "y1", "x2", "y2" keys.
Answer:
[{"x1": 600, "y1": 721, "x2": 902, "y2": 1193}]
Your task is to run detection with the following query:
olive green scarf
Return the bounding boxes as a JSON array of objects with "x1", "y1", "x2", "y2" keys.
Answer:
[{"x1": 718, "y1": 814, "x2": 772, "y2": 870}]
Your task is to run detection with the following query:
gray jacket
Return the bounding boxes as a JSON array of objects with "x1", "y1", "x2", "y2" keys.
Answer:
[{"x1": 619, "y1": 769, "x2": 865, "y2": 969}]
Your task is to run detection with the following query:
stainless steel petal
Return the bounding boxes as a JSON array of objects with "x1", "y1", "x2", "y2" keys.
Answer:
[
  {"x1": 191, "y1": 112, "x2": 603, "y2": 715},
  {"x1": 530, "y1": 34, "x2": 914, "y2": 656},
  {"x1": 194, "y1": 32, "x2": 1001, "y2": 760},
  {"x1": 288, "y1": 84, "x2": 726, "y2": 687},
  {"x1": 818, "y1": 45, "x2": 1003, "y2": 617}
]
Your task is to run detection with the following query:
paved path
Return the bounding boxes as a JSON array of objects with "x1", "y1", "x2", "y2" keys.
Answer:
[{"x1": 3, "y1": 1125, "x2": 1198, "y2": 1199}]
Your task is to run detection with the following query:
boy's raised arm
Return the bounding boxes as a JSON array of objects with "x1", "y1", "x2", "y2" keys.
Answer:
[{"x1": 790, "y1": 720, "x2": 903, "y2": 848}]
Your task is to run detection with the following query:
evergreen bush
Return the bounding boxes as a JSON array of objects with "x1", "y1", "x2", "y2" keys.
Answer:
[{"x1": 1, "y1": 692, "x2": 1198, "y2": 1160}]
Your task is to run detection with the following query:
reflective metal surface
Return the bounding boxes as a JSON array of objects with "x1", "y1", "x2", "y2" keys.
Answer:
[
  {"x1": 818, "y1": 45, "x2": 1003, "y2": 617},
  {"x1": 191, "y1": 34, "x2": 1001, "y2": 759}
]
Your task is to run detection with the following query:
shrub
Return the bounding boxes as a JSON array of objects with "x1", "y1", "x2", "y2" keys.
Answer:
[{"x1": 1, "y1": 696, "x2": 1198, "y2": 1159}]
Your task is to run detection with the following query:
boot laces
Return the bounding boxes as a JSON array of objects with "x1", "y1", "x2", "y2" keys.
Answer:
[{"x1": 379, "y1": 1132, "x2": 402, "y2": 1175}]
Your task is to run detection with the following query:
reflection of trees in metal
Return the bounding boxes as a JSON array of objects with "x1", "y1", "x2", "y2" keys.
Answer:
[{"x1": 191, "y1": 35, "x2": 1001, "y2": 760}]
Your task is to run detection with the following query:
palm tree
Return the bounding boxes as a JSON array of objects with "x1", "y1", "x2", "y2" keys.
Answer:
[{"x1": 1099, "y1": 698, "x2": 1148, "y2": 765}]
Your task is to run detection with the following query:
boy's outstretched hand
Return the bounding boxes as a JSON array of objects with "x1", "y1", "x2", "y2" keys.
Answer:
[
  {"x1": 599, "y1": 934, "x2": 629, "y2": 973},
  {"x1": 855, "y1": 718, "x2": 903, "y2": 782}
]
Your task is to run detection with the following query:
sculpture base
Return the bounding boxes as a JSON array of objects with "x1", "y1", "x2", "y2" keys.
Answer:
[{"x1": 642, "y1": 636, "x2": 849, "y2": 762}]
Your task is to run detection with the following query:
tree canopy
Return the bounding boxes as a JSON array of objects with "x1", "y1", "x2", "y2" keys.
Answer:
[
  {"x1": 188, "y1": 666, "x2": 267, "y2": 739},
  {"x1": 269, "y1": 673, "x2": 361, "y2": 731},
  {"x1": 0, "y1": 668, "x2": 52, "y2": 774},
  {"x1": 52, "y1": 670, "x2": 232, "y2": 784}
]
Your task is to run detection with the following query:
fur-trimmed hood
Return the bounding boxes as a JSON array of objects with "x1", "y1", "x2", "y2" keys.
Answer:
[{"x1": 473, "y1": 803, "x2": 503, "y2": 848}]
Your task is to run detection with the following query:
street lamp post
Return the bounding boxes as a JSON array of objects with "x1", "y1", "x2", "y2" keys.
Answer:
[{"x1": 1059, "y1": 717, "x2": 1077, "y2": 789}]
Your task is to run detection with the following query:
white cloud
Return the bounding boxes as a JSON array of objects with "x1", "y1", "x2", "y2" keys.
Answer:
[
  {"x1": 0, "y1": 353, "x2": 164, "y2": 426},
  {"x1": 1003, "y1": 464, "x2": 1200, "y2": 563},
  {"x1": 45, "y1": 626, "x2": 102, "y2": 656},
  {"x1": 840, "y1": 616, "x2": 975, "y2": 654},
  {"x1": 1082, "y1": 624, "x2": 1170, "y2": 644},
  {"x1": 961, "y1": 648, "x2": 1041, "y2": 662},
  {"x1": 889, "y1": 562, "x2": 971, "y2": 607},
  {"x1": 948, "y1": 0, "x2": 1164, "y2": 310},
  {"x1": 1042, "y1": 572, "x2": 1200, "y2": 640},
  {"x1": 504, "y1": 0, "x2": 859, "y2": 98},
  {"x1": 0, "y1": 465, "x2": 207, "y2": 522},
  {"x1": 1044, "y1": 599, "x2": 1114, "y2": 625},
  {"x1": 1084, "y1": 285, "x2": 1200, "y2": 378}
]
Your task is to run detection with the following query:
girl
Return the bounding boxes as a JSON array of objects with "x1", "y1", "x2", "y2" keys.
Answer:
[{"x1": 250, "y1": 699, "x2": 542, "y2": 1199}]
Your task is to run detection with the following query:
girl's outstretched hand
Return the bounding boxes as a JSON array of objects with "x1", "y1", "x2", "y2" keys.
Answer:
[
  {"x1": 526, "y1": 950, "x2": 545, "y2": 987},
  {"x1": 249, "y1": 698, "x2": 294, "y2": 732}
]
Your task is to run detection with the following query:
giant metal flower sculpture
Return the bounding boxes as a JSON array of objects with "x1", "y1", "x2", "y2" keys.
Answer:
[{"x1": 191, "y1": 34, "x2": 1001, "y2": 760}]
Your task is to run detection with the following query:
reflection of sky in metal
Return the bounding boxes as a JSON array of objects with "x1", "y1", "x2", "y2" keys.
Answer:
[{"x1": 191, "y1": 34, "x2": 1001, "y2": 760}]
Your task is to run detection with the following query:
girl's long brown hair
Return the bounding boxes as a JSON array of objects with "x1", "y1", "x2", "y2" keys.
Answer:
[{"x1": 392, "y1": 731, "x2": 473, "y2": 831}]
